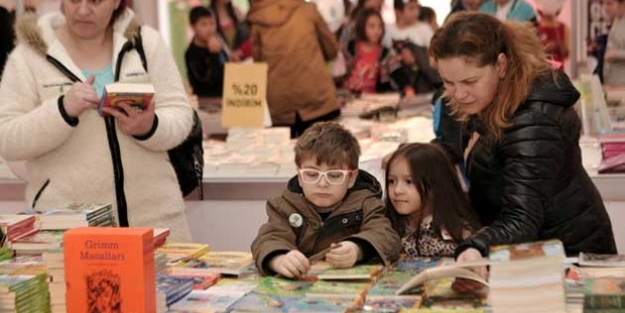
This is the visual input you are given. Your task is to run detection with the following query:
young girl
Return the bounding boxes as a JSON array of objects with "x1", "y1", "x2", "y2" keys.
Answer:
[
  {"x1": 385, "y1": 143, "x2": 480, "y2": 257},
  {"x1": 343, "y1": 9, "x2": 396, "y2": 94},
  {"x1": 209, "y1": 0, "x2": 251, "y2": 61}
]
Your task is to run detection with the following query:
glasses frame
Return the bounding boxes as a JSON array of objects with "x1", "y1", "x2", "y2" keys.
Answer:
[{"x1": 297, "y1": 168, "x2": 354, "y2": 185}]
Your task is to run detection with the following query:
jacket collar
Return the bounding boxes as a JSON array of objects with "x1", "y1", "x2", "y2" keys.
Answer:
[{"x1": 16, "y1": 9, "x2": 141, "y2": 81}]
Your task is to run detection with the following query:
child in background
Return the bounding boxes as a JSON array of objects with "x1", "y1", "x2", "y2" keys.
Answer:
[
  {"x1": 343, "y1": 9, "x2": 398, "y2": 94},
  {"x1": 390, "y1": 40, "x2": 441, "y2": 96},
  {"x1": 252, "y1": 122, "x2": 400, "y2": 278},
  {"x1": 185, "y1": 6, "x2": 228, "y2": 97},
  {"x1": 385, "y1": 143, "x2": 480, "y2": 257},
  {"x1": 383, "y1": 0, "x2": 433, "y2": 48},
  {"x1": 418, "y1": 6, "x2": 439, "y2": 32}
]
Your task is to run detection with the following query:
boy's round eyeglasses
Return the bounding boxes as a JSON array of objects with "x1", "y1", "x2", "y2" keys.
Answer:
[{"x1": 298, "y1": 169, "x2": 353, "y2": 185}]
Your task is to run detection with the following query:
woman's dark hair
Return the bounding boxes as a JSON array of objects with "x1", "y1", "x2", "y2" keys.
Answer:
[
  {"x1": 430, "y1": 12, "x2": 552, "y2": 138},
  {"x1": 110, "y1": 0, "x2": 128, "y2": 25},
  {"x1": 394, "y1": 0, "x2": 418, "y2": 11},
  {"x1": 385, "y1": 143, "x2": 480, "y2": 243},
  {"x1": 350, "y1": 0, "x2": 382, "y2": 20},
  {"x1": 354, "y1": 8, "x2": 384, "y2": 43},
  {"x1": 418, "y1": 6, "x2": 436, "y2": 23},
  {"x1": 189, "y1": 6, "x2": 214, "y2": 25},
  {"x1": 209, "y1": 0, "x2": 240, "y2": 42}
]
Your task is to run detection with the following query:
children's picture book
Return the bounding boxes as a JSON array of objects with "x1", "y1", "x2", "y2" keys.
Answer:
[
  {"x1": 198, "y1": 251, "x2": 254, "y2": 276},
  {"x1": 361, "y1": 295, "x2": 422, "y2": 313},
  {"x1": 169, "y1": 289, "x2": 241, "y2": 313},
  {"x1": 393, "y1": 257, "x2": 443, "y2": 272},
  {"x1": 229, "y1": 291, "x2": 300, "y2": 313},
  {"x1": 395, "y1": 264, "x2": 489, "y2": 295},
  {"x1": 579, "y1": 252, "x2": 625, "y2": 267},
  {"x1": 307, "y1": 262, "x2": 383, "y2": 280},
  {"x1": 98, "y1": 83, "x2": 155, "y2": 116},
  {"x1": 156, "y1": 274, "x2": 195, "y2": 306},
  {"x1": 157, "y1": 242, "x2": 210, "y2": 264},
  {"x1": 583, "y1": 277, "x2": 625, "y2": 310},
  {"x1": 367, "y1": 270, "x2": 421, "y2": 296},
  {"x1": 287, "y1": 296, "x2": 358, "y2": 313},
  {"x1": 254, "y1": 277, "x2": 314, "y2": 298},
  {"x1": 64, "y1": 227, "x2": 155, "y2": 313},
  {"x1": 489, "y1": 239, "x2": 565, "y2": 262},
  {"x1": 306, "y1": 280, "x2": 370, "y2": 299},
  {"x1": 168, "y1": 272, "x2": 221, "y2": 290},
  {"x1": 205, "y1": 277, "x2": 261, "y2": 296}
]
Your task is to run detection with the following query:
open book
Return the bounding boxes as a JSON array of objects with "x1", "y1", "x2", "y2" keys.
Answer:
[{"x1": 395, "y1": 262, "x2": 489, "y2": 295}]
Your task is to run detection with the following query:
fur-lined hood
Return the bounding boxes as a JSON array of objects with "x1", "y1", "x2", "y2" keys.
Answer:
[{"x1": 15, "y1": 9, "x2": 142, "y2": 56}]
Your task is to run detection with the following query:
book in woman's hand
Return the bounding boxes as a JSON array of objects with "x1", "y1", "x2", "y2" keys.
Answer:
[{"x1": 98, "y1": 83, "x2": 155, "y2": 116}]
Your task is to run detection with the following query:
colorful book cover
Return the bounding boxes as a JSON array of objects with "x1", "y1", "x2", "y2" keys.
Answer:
[
  {"x1": 157, "y1": 242, "x2": 210, "y2": 264},
  {"x1": 168, "y1": 272, "x2": 220, "y2": 290},
  {"x1": 287, "y1": 296, "x2": 357, "y2": 313},
  {"x1": 205, "y1": 277, "x2": 261, "y2": 296},
  {"x1": 98, "y1": 83, "x2": 155, "y2": 117},
  {"x1": 421, "y1": 296, "x2": 485, "y2": 309},
  {"x1": 393, "y1": 257, "x2": 442, "y2": 272},
  {"x1": 64, "y1": 227, "x2": 155, "y2": 313},
  {"x1": 583, "y1": 277, "x2": 625, "y2": 309},
  {"x1": 254, "y1": 277, "x2": 313, "y2": 298},
  {"x1": 489, "y1": 239, "x2": 565, "y2": 262},
  {"x1": 230, "y1": 291, "x2": 299, "y2": 313},
  {"x1": 306, "y1": 280, "x2": 370, "y2": 298},
  {"x1": 156, "y1": 274, "x2": 195, "y2": 306},
  {"x1": 198, "y1": 251, "x2": 254, "y2": 276},
  {"x1": 308, "y1": 262, "x2": 383, "y2": 280},
  {"x1": 367, "y1": 270, "x2": 421, "y2": 296},
  {"x1": 169, "y1": 289, "x2": 241, "y2": 313},
  {"x1": 361, "y1": 295, "x2": 422, "y2": 313}
]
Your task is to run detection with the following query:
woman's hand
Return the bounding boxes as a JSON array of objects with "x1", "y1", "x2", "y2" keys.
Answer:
[
  {"x1": 452, "y1": 248, "x2": 488, "y2": 294},
  {"x1": 102, "y1": 99, "x2": 156, "y2": 137},
  {"x1": 63, "y1": 75, "x2": 99, "y2": 118}
]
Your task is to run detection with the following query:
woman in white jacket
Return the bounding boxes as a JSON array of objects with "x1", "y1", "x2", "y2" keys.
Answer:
[{"x1": 0, "y1": 0, "x2": 194, "y2": 241}]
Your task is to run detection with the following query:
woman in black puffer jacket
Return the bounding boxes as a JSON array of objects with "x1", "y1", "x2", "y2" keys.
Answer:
[{"x1": 428, "y1": 12, "x2": 616, "y2": 289}]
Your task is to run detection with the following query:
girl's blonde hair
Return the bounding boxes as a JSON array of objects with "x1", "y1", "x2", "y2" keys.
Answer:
[{"x1": 430, "y1": 12, "x2": 553, "y2": 138}]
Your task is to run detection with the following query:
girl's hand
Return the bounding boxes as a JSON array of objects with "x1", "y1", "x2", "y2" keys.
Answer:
[
  {"x1": 102, "y1": 99, "x2": 156, "y2": 137},
  {"x1": 63, "y1": 75, "x2": 99, "y2": 117},
  {"x1": 326, "y1": 242, "x2": 362, "y2": 268},
  {"x1": 269, "y1": 250, "x2": 310, "y2": 278},
  {"x1": 452, "y1": 248, "x2": 488, "y2": 294}
]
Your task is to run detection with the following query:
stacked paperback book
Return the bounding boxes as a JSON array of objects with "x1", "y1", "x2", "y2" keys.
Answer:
[
  {"x1": 598, "y1": 132, "x2": 625, "y2": 173},
  {"x1": 488, "y1": 239, "x2": 567, "y2": 313},
  {"x1": 43, "y1": 249, "x2": 65, "y2": 313}
]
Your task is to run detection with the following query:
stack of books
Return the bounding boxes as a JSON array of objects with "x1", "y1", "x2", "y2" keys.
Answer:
[
  {"x1": 42, "y1": 249, "x2": 66, "y2": 313},
  {"x1": 0, "y1": 273, "x2": 50, "y2": 312},
  {"x1": 583, "y1": 276, "x2": 625, "y2": 312},
  {"x1": 155, "y1": 274, "x2": 195, "y2": 312},
  {"x1": 156, "y1": 242, "x2": 210, "y2": 265},
  {"x1": 64, "y1": 227, "x2": 156, "y2": 313},
  {"x1": 0, "y1": 214, "x2": 37, "y2": 248},
  {"x1": 488, "y1": 239, "x2": 567, "y2": 313},
  {"x1": 153, "y1": 228, "x2": 171, "y2": 249},
  {"x1": 36, "y1": 203, "x2": 116, "y2": 230},
  {"x1": 11, "y1": 230, "x2": 65, "y2": 255}
]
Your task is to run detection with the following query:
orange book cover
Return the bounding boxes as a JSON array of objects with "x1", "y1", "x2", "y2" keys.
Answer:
[
  {"x1": 64, "y1": 227, "x2": 155, "y2": 313},
  {"x1": 98, "y1": 83, "x2": 155, "y2": 117}
]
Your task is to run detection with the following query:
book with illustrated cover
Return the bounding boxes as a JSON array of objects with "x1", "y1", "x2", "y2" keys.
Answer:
[
  {"x1": 287, "y1": 296, "x2": 358, "y2": 313},
  {"x1": 230, "y1": 291, "x2": 300, "y2": 313},
  {"x1": 199, "y1": 251, "x2": 254, "y2": 276},
  {"x1": 11, "y1": 230, "x2": 65, "y2": 252},
  {"x1": 489, "y1": 239, "x2": 565, "y2": 262},
  {"x1": 0, "y1": 214, "x2": 36, "y2": 245},
  {"x1": 64, "y1": 227, "x2": 155, "y2": 313},
  {"x1": 579, "y1": 253, "x2": 625, "y2": 267},
  {"x1": 367, "y1": 270, "x2": 420, "y2": 296},
  {"x1": 306, "y1": 280, "x2": 370, "y2": 299},
  {"x1": 157, "y1": 242, "x2": 210, "y2": 264},
  {"x1": 361, "y1": 295, "x2": 422, "y2": 313},
  {"x1": 394, "y1": 264, "x2": 488, "y2": 295},
  {"x1": 393, "y1": 257, "x2": 443, "y2": 272},
  {"x1": 156, "y1": 274, "x2": 195, "y2": 306},
  {"x1": 254, "y1": 277, "x2": 313, "y2": 298},
  {"x1": 98, "y1": 83, "x2": 155, "y2": 116},
  {"x1": 169, "y1": 289, "x2": 241, "y2": 313},
  {"x1": 307, "y1": 262, "x2": 383, "y2": 280},
  {"x1": 168, "y1": 271, "x2": 220, "y2": 290},
  {"x1": 205, "y1": 277, "x2": 261, "y2": 296},
  {"x1": 583, "y1": 277, "x2": 625, "y2": 310}
]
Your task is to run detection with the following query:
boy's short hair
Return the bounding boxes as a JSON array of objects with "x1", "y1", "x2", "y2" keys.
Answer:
[
  {"x1": 295, "y1": 122, "x2": 361, "y2": 169},
  {"x1": 394, "y1": 0, "x2": 418, "y2": 11},
  {"x1": 189, "y1": 6, "x2": 213, "y2": 25}
]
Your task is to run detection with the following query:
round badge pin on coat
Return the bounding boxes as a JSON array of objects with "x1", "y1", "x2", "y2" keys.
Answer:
[{"x1": 289, "y1": 213, "x2": 303, "y2": 228}]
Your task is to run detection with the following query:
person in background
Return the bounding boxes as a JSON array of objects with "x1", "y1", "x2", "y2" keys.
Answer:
[
  {"x1": 209, "y1": 0, "x2": 251, "y2": 60},
  {"x1": 248, "y1": 0, "x2": 340, "y2": 138},
  {"x1": 252, "y1": 122, "x2": 400, "y2": 277},
  {"x1": 0, "y1": 5, "x2": 15, "y2": 80},
  {"x1": 0, "y1": 0, "x2": 194, "y2": 241},
  {"x1": 339, "y1": 0, "x2": 384, "y2": 51},
  {"x1": 429, "y1": 12, "x2": 616, "y2": 292},
  {"x1": 418, "y1": 6, "x2": 438, "y2": 32},
  {"x1": 383, "y1": 0, "x2": 433, "y2": 48},
  {"x1": 447, "y1": 0, "x2": 484, "y2": 21},
  {"x1": 391, "y1": 40, "x2": 441, "y2": 96},
  {"x1": 185, "y1": 6, "x2": 228, "y2": 98},
  {"x1": 479, "y1": 0, "x2": 536, "y2": 24},
  {"x1": 536, "y1": 8, "x2": 569, "y2": 68},
  {"x1": 343, "y1": 9, "x2": 397, "y2": 94},
  {"x1": 386, "y1": 143, "x2": 481, "y2": 257},
  {"x1": 603, "y1": 0, "x2": 625, "y2": 85}
]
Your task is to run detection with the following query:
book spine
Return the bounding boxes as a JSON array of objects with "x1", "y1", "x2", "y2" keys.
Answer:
[{"x1": 584, "y1": 295, "x2": 625, "y2": 309}]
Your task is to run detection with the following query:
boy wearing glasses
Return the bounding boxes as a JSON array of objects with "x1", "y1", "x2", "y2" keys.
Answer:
[{"x1": 251, "y1": 122, "x2": 400, "y2": 278}]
